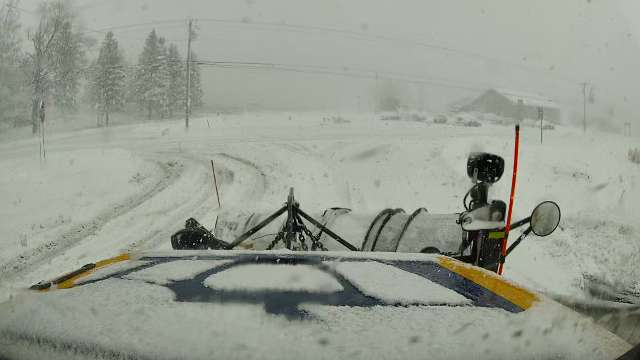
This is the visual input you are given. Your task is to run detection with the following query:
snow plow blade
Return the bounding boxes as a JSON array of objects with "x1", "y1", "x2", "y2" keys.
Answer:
[{"x1": 214, "y1": 207, "x2": 463, "y2": 254}]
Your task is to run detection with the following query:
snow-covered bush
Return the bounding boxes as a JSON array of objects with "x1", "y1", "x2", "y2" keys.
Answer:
[{"x1": 629, "y1": 148, "x2": 640, "y2": 164}]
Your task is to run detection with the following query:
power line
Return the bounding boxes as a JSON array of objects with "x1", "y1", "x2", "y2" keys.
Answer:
[
  {"x1": 86, "y1": 58, "x2": 488, "y2": 95},
  {"x1": 80, "y1": 19, "x2": 185, "y2": 35},
  {"x1": 85, "y1": 56, "x2": 569, "y2": 97},
  {"x1": 4, "y1": 5, "x2": 597, "y2": 88},
  {"x1": 193, "y1": 60, "x2": 490, "y2": 92},
  {"x1": 199, "y1": 60, "x2": 493, "y2": 89},
  {"x1": 194, "y1": 17, "x2": 582, "y2": 85},
  {"x1": 15, "y1": 11, "x2": 586, "y2": 101},
  {"x1": 80, "y1": 16, "x2": 580, "y2": 86}
]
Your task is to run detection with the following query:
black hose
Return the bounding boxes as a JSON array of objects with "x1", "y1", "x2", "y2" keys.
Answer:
[
  {"x1": 362, "y1": 208, "x2": 394, "y2": 251},
  {"x1": 462, "y1": 186, "x2": 473, "y2": 210},
  {"x1": 370, "y1": 208, "x2": 405, "y2": 251},
  {"x1": 393, "y1": 208, "x2": 428, "y2": 252}
]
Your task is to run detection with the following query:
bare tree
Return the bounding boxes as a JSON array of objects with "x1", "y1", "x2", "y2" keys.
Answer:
[{"x1": 27, "y1": 2, "x2": 62, "y2": 134}]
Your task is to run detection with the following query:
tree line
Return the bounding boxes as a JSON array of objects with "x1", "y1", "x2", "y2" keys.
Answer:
[{"x1": 0, "y1": 0, "x2": 203, "y2": 133}]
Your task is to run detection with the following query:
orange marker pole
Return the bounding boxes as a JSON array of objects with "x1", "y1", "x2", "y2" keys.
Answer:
[{"x1": 499, "y1": 124, "x2": 520, "y2": 275}]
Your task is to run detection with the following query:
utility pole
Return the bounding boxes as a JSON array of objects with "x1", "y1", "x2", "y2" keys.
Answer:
[
  {"x1": 624, "y1": 121, "x2": 631, "y2": 137},
  {"x1": 39, "y1": 99, "x2": 46, "y2": 160},
  {"x1": 516, "y1": 99, "x2": 524, "y2": 125},
  {"x1": 374, "y1": 71, "x2": 379, "y2": 115},
  {"x1": 581, "y1": 82, "x2": 588, "y2": 133},
  {"x1": 185, "y1": 18, "x2": 193, "y2": 129},
  {"x1": 538, "y1": 106, "x2": 544, "y2": 144}
]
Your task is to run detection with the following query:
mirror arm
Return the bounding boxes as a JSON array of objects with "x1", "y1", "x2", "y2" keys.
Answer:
[
  {"x1": 509, "y1": 216, "x2": 531, "y2": 231},
  {"x1": 492, "y1": 227, "x2": 532, "y2": 269},
  {"x1": 482, "y1": 227, "x2": 532, "y2": 271},
  {"x1": 505, "y1": 226, "x2": 532, "y2": 257},
  {"x1": 489, "y1": 217, "x2": 530, "y2": 234}
]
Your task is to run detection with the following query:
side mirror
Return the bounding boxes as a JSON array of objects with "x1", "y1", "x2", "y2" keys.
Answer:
[
  {"x1": 498, "y1": 201, "x2": 562, "y2": 265},
  {"x1": 530, "y1": 201, "x2": 561, "y2": 237}
]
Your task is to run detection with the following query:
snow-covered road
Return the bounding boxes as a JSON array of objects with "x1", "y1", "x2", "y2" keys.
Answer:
[{"x1": 1, "y1": 112, "x2": 638, "y2": 304}]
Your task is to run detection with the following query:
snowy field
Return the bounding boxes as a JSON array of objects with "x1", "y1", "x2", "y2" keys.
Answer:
[{"x1": 0, "y1": 112, "x2": 639, "y2": 304}]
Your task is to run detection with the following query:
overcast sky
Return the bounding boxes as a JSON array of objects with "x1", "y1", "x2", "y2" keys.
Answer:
[{"x1": 16, "y1": 0, "x2": 640, "y2": 122}]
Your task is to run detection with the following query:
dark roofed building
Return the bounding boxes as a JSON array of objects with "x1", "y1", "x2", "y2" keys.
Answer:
[{"x1": 461, "y1": 89, "x2": 561, "y2": 123}]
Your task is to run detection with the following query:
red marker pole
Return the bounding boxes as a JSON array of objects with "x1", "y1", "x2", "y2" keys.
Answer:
[{"x1": 499, "y1": 124, "x2": 520, "y2": 275}]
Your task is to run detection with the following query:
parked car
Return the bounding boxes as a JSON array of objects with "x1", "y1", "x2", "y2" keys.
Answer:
[
  {"x1": 465, "y1": 120, "x2": 482, "y2": 127},
  {"x1": 433, "y1": 115, "x2": 448, "y2": 124},
  {"x1": 379, "y1": 112, "x2": 401, "y2": 121}
]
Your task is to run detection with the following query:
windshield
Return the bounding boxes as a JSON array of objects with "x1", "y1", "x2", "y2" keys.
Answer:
[{"x1": 0, "y1": 1, "x2": 638, "y2": 359}]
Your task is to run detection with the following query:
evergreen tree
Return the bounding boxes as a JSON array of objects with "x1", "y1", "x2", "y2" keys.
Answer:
[
  {"x1": 165, "y1": 44, "x2": 185, "y2": 117},
  {"x1": 133, "y1": 30, "x2": 169, "y2": 119},
  {"x1": 88, "y1": 31, "x2": 126, "y2": 127},
  {"x1": 156, "y1": 37, "x2": 170, "y2": 118},
  {"x1": 131, "y1": 30, "x2": 203, "y2": 119},
  {"x1": 0, "y1": 0, "x2": 29, "y2": 128},
  {"x1": 0, "y1": 1, "x2": 21, "y2": 63},
  {"x1": 188, "y1": 51, "x2": 203, "y2": 110}
]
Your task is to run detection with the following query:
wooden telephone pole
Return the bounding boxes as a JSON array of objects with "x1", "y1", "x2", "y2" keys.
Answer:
[{"x1": 185, "y1": 18, "x2": 193, "y2": 129}]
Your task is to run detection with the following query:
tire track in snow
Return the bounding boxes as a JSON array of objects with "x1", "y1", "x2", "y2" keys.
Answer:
[
  {"x1": 0, "y1": 159, "x2": 182, "y2": 282},
  {"x1": 125, "y1": 151, "x2": 271, "y2": 251},
  {"x1": 120, "y1": 156, "x2": 214, "y2": 251},
  {"x1": 0, "y1": 147, "x2": 276, "y2": 287},
  {"x1": 215, "y1": 152, "x2": 268, "y2": 195}
]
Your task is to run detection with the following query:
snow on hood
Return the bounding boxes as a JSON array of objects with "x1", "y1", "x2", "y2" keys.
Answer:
[{"x1": 0, "y1": 251, "x2": 631, "y2": 360}]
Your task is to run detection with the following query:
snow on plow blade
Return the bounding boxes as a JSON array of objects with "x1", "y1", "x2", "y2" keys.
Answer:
[{"x1": 2, "y1": 251, "x2": 632, "y2": 360}]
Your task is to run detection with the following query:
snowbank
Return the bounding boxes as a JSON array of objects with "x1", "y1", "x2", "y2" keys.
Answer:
[{"x1": 0, "y1": 149, "x2": 155, "y2": 264}]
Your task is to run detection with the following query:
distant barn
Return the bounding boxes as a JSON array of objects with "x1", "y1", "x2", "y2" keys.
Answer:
[{"x1": 461, "y1": 89, "x2": 560, "y2": 123}]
